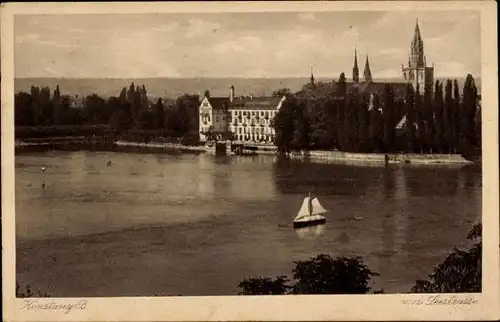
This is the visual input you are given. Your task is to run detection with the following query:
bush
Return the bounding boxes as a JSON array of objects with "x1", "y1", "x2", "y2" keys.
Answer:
[
  {"x1": 16, "y1": 125, "x2": 109, "y2": 139},
  {"x1": 16, "y1": 281, "x2": 50, "y2": 298},
  {"x1": 411, "y1": 222, "x2": 481, "y2": 293},
  {"x1": 238, "y1": 276, "x2": 292, "y2": 295},
  {"x1": 291, "y1": 255, "x2": 378, "y2": 294},
  {"x1": 238, "y1": 254, "x2": 379, "y2": 295}
]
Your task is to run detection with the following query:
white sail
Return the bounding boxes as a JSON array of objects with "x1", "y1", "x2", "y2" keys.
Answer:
[
  {"x1": 294, "y1": 197, "x2": 311, "y2": 221},
  {"x1": 311, "y1": 197, "x2": 327, "y2": 215}
]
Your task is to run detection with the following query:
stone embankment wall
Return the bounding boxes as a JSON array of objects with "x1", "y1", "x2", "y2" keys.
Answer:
[
  {"x1": 115, "y1": 141, "x2": 206, "y2": 152},
  {"x1": 288, "y1": 150, "x2": 472, "y2": 165},
  {"x1": 88, "y1": 141, "x2": 473, "y2": 165}
]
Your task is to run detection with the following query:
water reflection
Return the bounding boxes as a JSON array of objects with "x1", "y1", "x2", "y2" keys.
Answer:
[{"x1": 294, "y1": 224, "x2": 325, "y2": 240}]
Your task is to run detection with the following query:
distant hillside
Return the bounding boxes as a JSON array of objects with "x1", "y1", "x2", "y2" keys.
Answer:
[{"x1": 14, "y1": 77, "x2": 481, "y2": 99}]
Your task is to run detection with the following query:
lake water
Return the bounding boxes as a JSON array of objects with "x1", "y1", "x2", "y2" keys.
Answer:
[{"x1": 15, "y1": 150, "x2": 482, "y2": 296}]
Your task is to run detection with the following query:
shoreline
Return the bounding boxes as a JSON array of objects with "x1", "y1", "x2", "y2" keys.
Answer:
[{"x1": 15, "y1": 138, "x2": 478, "y2": 166}]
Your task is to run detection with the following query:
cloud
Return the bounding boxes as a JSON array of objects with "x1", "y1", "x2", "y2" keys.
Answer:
[
  {"x1": 16, "y1": 33, "x2": 41, "y2": 43},
  {"x1": 213, "y1": 36, "x2": 264, "y2": 54},
  {"x1": 376, "y1": 68, "x2": 402, "y2": 79},
  {"x1": 185, "y1": 18, "x2": 221, "y2": 38},
  {"x1": 434, "y1": 61, "x2": 468, "y2": 77},
  {"x1": 13, "y1": 11, "x2": 480, "y2": 79},
  {"x1": 379, "y1": 47, "x2": 407, "y2": 58},
  {"x1": 297, "y1": 12, "x2": 317, "y2": 22}
]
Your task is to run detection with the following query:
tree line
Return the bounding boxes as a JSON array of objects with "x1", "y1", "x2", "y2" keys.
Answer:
[
  {"x1": 272, "y1": 73, "x2": 481, "y2": 156},
  {"x1": 15, "y1": 83, "x2": 200, "y2": 142}
]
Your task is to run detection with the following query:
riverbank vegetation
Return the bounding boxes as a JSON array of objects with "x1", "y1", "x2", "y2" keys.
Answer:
[
  {"x1": 272, "y1": 74, "x2": 481, "y2": 159},
  {"x1": 14, "y1": 83, "x2": 200, "y2": 145},
  {"x1": 237, "y1": 221, "x2": 481, "y2": 295}
]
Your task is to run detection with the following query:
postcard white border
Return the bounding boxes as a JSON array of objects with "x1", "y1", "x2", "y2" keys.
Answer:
[{"x1": 2, "y1": 1, "x2": 499, "y2": 321}]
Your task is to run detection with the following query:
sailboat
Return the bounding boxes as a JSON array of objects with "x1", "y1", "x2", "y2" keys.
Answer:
[{"x1": 293, "y1": 193, "x2": 327, "y2": 228}]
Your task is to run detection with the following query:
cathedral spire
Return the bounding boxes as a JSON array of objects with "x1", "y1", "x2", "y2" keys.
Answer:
[
  {"x1": 412, "y1": 18, "x2": 423, "y2": 46},
  {"x1": 410, "y1": 18, "x2": 424, "y2": 68},
  {"x1": 363, "y1": 55, "x2": 372, "y2": 82},
  {"x1": 352, "y1": 48, "x2": 359, "y2": 83}
]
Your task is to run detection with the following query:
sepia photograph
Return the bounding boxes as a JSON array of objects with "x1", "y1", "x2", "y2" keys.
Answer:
[{"x1": 2, "y1": 1, "x2": 499, "y2": 321}]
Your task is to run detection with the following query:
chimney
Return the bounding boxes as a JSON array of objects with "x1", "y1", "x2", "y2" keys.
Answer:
[{"x1": 230, "y1": 85, "x2": 235, "y2": 103}]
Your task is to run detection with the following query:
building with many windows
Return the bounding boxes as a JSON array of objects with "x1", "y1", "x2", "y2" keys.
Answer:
[{"x1": 199, "y1": 85, "x2": 286, "y2": 144}]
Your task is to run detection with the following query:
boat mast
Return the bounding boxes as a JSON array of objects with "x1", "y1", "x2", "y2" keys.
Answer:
[{"x1": 308, "y1": 192, "x2": 312, "y2": 216}]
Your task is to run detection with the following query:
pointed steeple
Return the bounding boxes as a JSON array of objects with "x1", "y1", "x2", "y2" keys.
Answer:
[
  {"x1": 410, "y1": 18, "x2": 424, "y2": 68},
  {"x1": 363, "y1": 55, "x2": 372, "y2": 82},
  {"x1": 412, "y1": 18, "x2": 422, "y2": 44},
  {"x1": 352, "y1": 48, "x2": 359, "y2": 83}
]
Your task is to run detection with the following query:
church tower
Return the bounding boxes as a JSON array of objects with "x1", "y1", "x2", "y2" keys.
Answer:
[
  {"x1": 352, "y1": 48, "x2": 359, "y2": 83},
  {"x1": 402, "y1": 19, "x2": 434, "y2": 94},
  {"x1": 363, "y1": 55, "x2": 372, "y2": 82}
]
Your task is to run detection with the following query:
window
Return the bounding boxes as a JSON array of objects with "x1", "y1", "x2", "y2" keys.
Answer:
[
  {"x1": 215, "y1": 117, "x2": 219, "y2": 123},
  {"x1": 251, "y1": 111, "x2": 255, "y2": 116},
  {"x1": 202, "y1": 102, "x2": 208, "y2": 107}
]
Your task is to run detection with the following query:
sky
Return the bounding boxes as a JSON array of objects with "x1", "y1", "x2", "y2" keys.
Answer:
[{"x1": 14, "y1": 10, "x2": 481, "y2": 79}]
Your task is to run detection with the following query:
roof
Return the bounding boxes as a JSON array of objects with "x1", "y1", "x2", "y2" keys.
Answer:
[
  {"x1": 395, "y1": 115, "x2": 407, "y2": 130},
  {"x1": 206, "y1": 97, "x2": 230, "y2": 110},
  {"x1": 205, "y1": 95, "x2": 283, "y2": 111},
  {"x1": 229, "y1": 96, "x2": 283, "y2": 110},
  {"x1": 346, "y1": 81, "x2": 408, "y2": 97}
]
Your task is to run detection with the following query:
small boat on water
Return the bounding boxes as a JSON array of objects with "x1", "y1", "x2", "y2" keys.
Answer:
[{"x1": 293, "y1": 193, "x2": 327, "y2": 229}]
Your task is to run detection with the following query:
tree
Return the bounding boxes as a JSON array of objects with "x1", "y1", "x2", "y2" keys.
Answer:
[
  {"x1": 272, "y1": 96, "x2": 297, "y2": 152},
  {"x1": 433, "y1": 80, "x2": 445, "y2": 153},
  {"x1": 382, "y1": 84, "x2": 396, "y2": 152},
  {"x1": 292, "y1": 255, "x2": 378, "y2": 294},
  {"x1": 412, "y1": 222, "x2": 481, "y2": 293},
  {"x1": 204, "y1": 90, "x2": 211, "y2": 98},
  {"x1": 356, "y1": 94, "x2": 370, "y2": 152},
  {"x1": 423, "y1": 82, "x2": 434, "y2": 153},
  {"x1": 152, "y1": 98, "x2": 165, "y2": 129},
  {"x1": 16, "y1": 281, "x2": 50, "y2": 298},
  {"x1": 414, "y1": 85, "x2": 425, "y2": 153},
  {"x1": 15, "y1": 92, "x2": 34, "y2": 126},
  {"x1": 175, "y1": 94, "x2": 200, "y2": 133},
  {"x1": 336, "y1": 73, "x2": 347, "y2": 150},
  {"x1": 368, "y1": 94, "x2": 383, "y2": 152},
  {"x1": 39, "y1": 87, "x2": 53, "y2": 126},
  {"x1": 404, "y1": 84, "x2": 416, "y2": 152},
  {"x1": 52, "y1": 85, "x2": 62, "y2": 126},
  {"x1": 290, "y1": 100, "x2": 309, "y2": 150},
  {"x1": 272, "y1": 88, "x2": 291, "y2": 97},
  {"x1": 451, "y1": 80, "x2": 461, "y2": 153},
  {"x1": 460, "y1": 74, "x2": 478, "y2": 153},
  {"x1": 238, "y1": 254, "x2": 379, "y2": 295},
  {"x1": 238, "y1": 276, "x2": 291, "y2": 295},
  {"x1": 443, "y1": 79, "x2": 454, "y2": 153},
  {"x1": 304, "y1": 88, "x2": 336, "y2": 150}
]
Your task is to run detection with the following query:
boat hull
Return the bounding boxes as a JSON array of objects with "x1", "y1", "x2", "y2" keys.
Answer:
[{"x1": 293, "y1": 218, "x2": 326, "y2": 229}]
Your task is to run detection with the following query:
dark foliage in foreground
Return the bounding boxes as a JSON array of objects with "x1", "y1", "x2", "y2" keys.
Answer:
[
  {"x1": 411, "y1": 222, "x2": 482, "y2": 293},
  {"x1": 239, "y1": 222, "x2": 482, "y2": 295},
  {"x1": 238, "y1": 255, "x2": 379, "y2": 295},
  {"x1": 16, "y1": 281, "x2": 50, "y2": 298}
]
